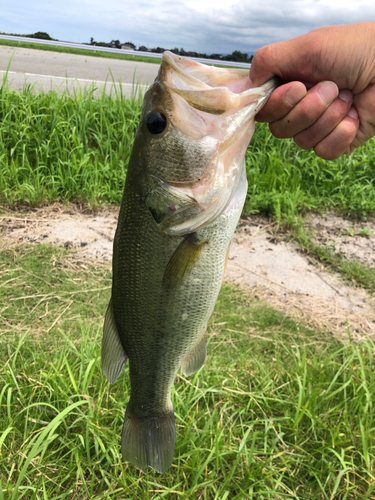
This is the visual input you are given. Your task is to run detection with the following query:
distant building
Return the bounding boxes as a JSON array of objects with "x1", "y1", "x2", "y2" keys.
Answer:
[{"x1": 121, "y1": 42, "x2": 136, "y2": 50}]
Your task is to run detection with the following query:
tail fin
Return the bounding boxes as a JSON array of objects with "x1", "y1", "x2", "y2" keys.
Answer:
[{"x1": 121, "y1": 406, "x2": 176, "y2": 474}]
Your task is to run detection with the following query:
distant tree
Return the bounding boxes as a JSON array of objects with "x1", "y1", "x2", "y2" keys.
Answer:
[
  {"x1": 155, "y1": 47, "x2": 165, "y2": 53},
  {"x1": 222, "y1": 50, "x2": 249, "y2": 63},
  {"x1": 110, "y1": 39, "x2": 121, "y2": 49},
  {"x1": 90, "y1": 37, "x2": 95, "y2": 45},
  {"x1": 27, "y1": 31, "x2": 53, "y2": 40},
  {"x1": 170, "y1": 47, "x2": 179, "y2": 54}
]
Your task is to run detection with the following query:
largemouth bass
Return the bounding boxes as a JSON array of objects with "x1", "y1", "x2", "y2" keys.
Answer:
[{"x1": 102, "y1": 52, "x2": 276, "y2": 473}]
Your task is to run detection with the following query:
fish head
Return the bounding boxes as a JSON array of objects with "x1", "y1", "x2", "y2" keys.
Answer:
[{"x1": 134, "y1": 51, "x2": 277, "y2": 235}]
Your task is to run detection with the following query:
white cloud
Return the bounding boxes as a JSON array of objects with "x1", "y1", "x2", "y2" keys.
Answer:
[{"x1": 1, "y1": 0, "x2": 375, "y2": 54}]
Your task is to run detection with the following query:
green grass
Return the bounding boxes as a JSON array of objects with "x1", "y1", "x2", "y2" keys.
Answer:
[
  {"x1": 1, "y1": 79, "x2": 375, "y2": 218},
  {"x1": 0, "y1": 38, "x2": 162, "y2": 64},
  {"x1": 1, "y1": 43, "x2": 374, "y2": 499},
  {"x1": 245, "y1": 124, "x2": 375, "y2": 221},
  {"x1": 0, "y1": 76, "x2": 142, "y2": 206},
  {"x1": 0, "y1": 244, "x2": 375, "y2": 498}
]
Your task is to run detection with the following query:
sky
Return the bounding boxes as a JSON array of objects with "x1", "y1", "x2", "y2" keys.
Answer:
[{"x1": 1, "y1": 0, "x2": 375, "y2": 55}]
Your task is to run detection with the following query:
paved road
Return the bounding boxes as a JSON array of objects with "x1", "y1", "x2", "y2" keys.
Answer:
[{"x1": 0, "y1": 45, "x2": 158, "y2": 96}]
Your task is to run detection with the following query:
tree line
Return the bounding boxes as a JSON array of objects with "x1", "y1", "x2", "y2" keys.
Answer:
[
  {"x1": 89, "y1": 39, "x2": 253, "y2": 63},
  {"x1": 0, "y1": 31, "x2": 253, "y2": 63}
]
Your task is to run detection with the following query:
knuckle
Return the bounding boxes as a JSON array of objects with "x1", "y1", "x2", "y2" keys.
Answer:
[
  {"x1": 294, "y1": 132, "x2": 313, "y2": 150},
  {"x1": 253, "y1": 45, "x2": 272, "y2": 66},
  {"x1": 297, "y1": 98, "x2": 319, "y2": 123},
  {"x1": 329, "y1": 98, "x2": 350, "y2": 121},
  {"x1": 269, "y1": 122, "x2": 290, "y2": 139},
  {"x1": 314, "y1": 124, "x2": 353, "y2": 160},
  {"x1": 314, "y1": 144, "x2": 341, "y2": 161},
  {"x1": 336, "y1": 119, "x2": 358, "y2": 144}
]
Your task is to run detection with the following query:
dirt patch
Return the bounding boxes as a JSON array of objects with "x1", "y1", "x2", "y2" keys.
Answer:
[
  {"x1": 226, "y1": 220, "x2": 375, "y2": 341},
  {"x1": 1, "y1": 204, "x2": 374, "y2": 342},
  {"x1": 305, "y1": 212, "x2": 375, "y2": 267},
  {"x1": 0, "y1": 204, "x2": 117, "y2": 261}
]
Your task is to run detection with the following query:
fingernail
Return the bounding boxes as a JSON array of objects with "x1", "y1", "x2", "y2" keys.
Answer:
[
  {"x1": 318, "y1": 81, "x2": 338, "y2": 104},
  {"x1": 338, "y1": 89, "x2": 353, "y2": 104},
  {"x1": 285, "y1": 84, "x2": 306, "y2": 107},
  {"x1": 348, "y1": 107, "x2": 358, "y2": 120}
]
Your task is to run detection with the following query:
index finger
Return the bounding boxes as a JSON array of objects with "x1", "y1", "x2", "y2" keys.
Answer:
[{"x1": 255, "y1": 81, "x2": 307, "y2": 123}]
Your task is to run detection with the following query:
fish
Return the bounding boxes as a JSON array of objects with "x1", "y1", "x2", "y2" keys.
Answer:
[{"x1": 101, "y1": 51, "x2": 276, "y2": 473}]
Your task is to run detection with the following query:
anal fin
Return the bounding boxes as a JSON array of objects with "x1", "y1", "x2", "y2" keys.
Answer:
[
  {"x1": 181, "y1": 328, "x2": 207, "y2": 376},
  {"x1": 101, "y1": 298, "x2": 128, "y2": 384}
]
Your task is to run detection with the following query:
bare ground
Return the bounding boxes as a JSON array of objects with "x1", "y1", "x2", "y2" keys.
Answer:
[
  {"x1": 1, "y1": 204, "x2": 374, "y2": 342},
  {"x1": 305, "y1": 212, "x2": 375, "y2": 267}
]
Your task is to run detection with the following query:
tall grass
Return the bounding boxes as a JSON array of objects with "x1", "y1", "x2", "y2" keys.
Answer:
[
  {"x1": 1, "y1": 75, "x2": 375, "y2": 217},
  {"x1": 0, "y1": 244, "x2": 375, "y2": 498},
  {"x1": 0, "y1": 77, "x2": 142, "y2": 206},
  {"x1": 246, "y1": 125, "x2": 375, "y2": 221}
]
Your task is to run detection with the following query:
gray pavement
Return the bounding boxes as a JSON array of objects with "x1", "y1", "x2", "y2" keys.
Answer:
[{"x1": 0, "y1": 45, "x2": 158, "y2": 96}]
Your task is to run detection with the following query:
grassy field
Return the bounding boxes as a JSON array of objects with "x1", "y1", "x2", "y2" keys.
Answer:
[
  {"x1": 1, "y1": 79, "x2": 375, "y2": 219},
  {"x1": 0, "y1": 76, "x2": 142, "y2": 207},
  {"x1": 1, "y1": 76, "x2": 375, "y2": 498},
  {"x1": 246, "y1": 128, "x2": 375, "y2": 221},
  {"x1": 0, "y1": 38, "x2": 162, "y2": 65},
  {"x1": 0, "y1": 244, "x2": 374, "y2": 499}
]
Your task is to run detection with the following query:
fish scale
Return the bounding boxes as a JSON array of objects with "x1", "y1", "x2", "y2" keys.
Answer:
[{"x1": 101, "y1": 51, "x2": 276, "y2": 473}]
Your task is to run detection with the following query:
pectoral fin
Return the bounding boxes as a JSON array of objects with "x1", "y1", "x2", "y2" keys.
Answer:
[
  {"x1": 101, "y1": 298, "x2": 128, "y2": 384},
  {"x1": 181, "y1": 328, "x2": 207, "y2": 376},
  {"x1": 163, "y1": 234, "x2": 207, "y2": 288}
]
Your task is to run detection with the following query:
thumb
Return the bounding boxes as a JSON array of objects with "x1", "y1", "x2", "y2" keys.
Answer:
[
  {"x1": 250, "y1": 44, "x2": 283, "y2": 87},
  {"x1": 250, "y1": 35, "x2": 320, "y2": 87}
]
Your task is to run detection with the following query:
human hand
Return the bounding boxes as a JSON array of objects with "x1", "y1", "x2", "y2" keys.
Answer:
[{"x1": 250, "y1": 23, "x2": 375, "y2": 160}]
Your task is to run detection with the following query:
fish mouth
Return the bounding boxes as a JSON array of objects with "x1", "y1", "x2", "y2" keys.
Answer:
[{"x1": 146, "y1": 52, "x2": 277, "y2": 235}]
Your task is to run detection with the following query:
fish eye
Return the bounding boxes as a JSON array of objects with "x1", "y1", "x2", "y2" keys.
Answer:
[{"x1": 146, "y1": 112, "x2": 167, "y2": 135}]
